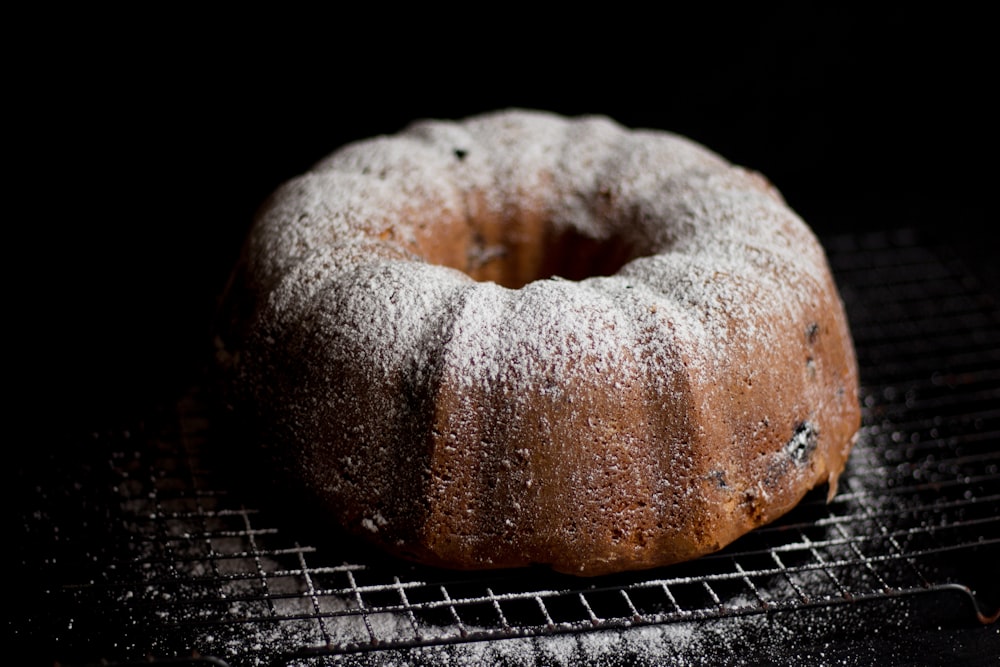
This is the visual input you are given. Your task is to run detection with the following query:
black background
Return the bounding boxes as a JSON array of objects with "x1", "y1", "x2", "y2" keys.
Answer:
[{"x1": 16, "y1": 6, "x2": 994, "y2": 432}]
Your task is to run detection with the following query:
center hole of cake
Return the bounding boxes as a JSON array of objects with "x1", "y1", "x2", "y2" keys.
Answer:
[{"x1": 443, "y1": 225, "x2": 635, "y2": 290}]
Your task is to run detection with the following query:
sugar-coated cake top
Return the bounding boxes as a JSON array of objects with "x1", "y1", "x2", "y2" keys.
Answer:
[{"x1": 234, "y1": 109, "x2": 831, "y2": 398}]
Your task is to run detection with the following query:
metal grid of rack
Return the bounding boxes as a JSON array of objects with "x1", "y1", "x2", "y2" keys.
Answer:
[{"x1": 17, "y1": 229, "x2": 1000, "y2": 666}]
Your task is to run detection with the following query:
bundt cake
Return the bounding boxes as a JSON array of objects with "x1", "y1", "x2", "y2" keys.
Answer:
[{"x1": 215, "y1": 109, "x2": 861, "y2": 576}]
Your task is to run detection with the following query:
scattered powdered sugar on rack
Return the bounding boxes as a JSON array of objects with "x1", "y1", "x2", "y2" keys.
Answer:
[{"x1": 276, "y1": 612, "x2": 811, "y2": 666}]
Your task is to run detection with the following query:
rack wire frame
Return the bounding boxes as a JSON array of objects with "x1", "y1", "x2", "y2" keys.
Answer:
[{"x1": 25, "y1": 229, "x2": 1000, "y2": 666}]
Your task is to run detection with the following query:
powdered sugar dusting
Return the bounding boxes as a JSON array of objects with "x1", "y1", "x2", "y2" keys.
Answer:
[{"x1": 243, "y1": 108, "x2": 828, "y2": 398}]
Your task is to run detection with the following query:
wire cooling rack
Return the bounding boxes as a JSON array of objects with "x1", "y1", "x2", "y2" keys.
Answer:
[{"x1": 14, "y1": 229, "x2": 1000, "y2": 666}]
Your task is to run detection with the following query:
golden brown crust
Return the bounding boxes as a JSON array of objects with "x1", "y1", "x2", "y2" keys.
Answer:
[{"x1": 216, "y1": 109, "x2": 861, "y2": 576}]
